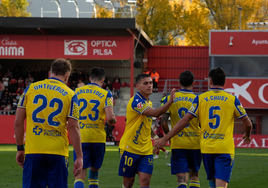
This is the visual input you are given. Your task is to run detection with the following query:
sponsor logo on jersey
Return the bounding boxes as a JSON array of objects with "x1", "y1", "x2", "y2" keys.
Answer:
[
  {"x1": 79, "y1": 122, "x2": 85, "y2": 129},
  {"x1": 137, "y1": 102, "x2": 143, "y2": 109},
  {"x1": 33, "y1": 126, "x2": 43, "y2": 135}
]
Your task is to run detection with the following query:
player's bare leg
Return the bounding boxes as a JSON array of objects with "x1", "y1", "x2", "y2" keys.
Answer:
[
  {"x1": 138, "y1": 171, "x2": 151, "y2": 187},
  {"x1": 189, "y1": 170, "x2": 200, "y2": 188},
  {"x1": 123, "y1": 176, "x2": 135, "y2": 188},
  {"x1": 176, "y1": 172, "x2": 188, "y2": 188},
  {"x1": 216, "y1": 178, "x2": 228, "y2": 188}
]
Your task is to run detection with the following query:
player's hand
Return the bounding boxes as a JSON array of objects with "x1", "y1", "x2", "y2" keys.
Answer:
[
  {"x1": 243, "y1": 133, "x2": 251, "y2": 144},
  {"x1": 169, "y1": 88, "x2": 176, "y2": 103},
  {"x1": 16, "y1": 150, "x2": 24, "y2": 168},
  {"x1": 73, "y1": 157, "x2": 83, "y2": 177},
  {"x1": 154, "y1": 137, "x2": 168, "y2": 153}
]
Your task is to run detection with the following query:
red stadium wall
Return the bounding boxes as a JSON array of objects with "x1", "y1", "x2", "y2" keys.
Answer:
[
  {"x1": 3, "y1": 115, "x2": 268, "y2": 148},
  {"x1": 147, "y1": 46, "x2": 209, "y2": 80}
]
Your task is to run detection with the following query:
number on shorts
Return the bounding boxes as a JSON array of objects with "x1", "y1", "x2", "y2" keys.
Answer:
[{"x1": 124, "y1": 156, "x2": 133, "y2": 166}]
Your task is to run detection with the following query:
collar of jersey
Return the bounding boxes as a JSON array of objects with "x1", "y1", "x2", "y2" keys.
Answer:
[
  {"x1": 87, "y1": 83, "x2": 100, "y2": 87},
  {"x1": 179, "y1": 89, "x2": 193, "y2": 93},
  {"x1": 137, "y1": 92, "x2": 149, "y2": 101},
  {"x1": 210, "y1": 88, "x2": 223, "y2": 91},
  {"x1": 49, "y1": 77, "x2": 64, "y2": 83}
]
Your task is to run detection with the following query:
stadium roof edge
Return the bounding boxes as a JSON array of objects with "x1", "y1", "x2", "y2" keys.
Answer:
[{"x1": 0, "y1": 17, "x2": 153, "y2": 48}]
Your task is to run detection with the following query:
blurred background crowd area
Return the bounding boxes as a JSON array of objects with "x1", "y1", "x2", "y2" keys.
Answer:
[{"x1": 0, "y1": 64, "x2": 123, "y2": 115}]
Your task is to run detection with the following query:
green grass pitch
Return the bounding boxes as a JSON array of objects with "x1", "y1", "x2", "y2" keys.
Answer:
[{"x1": 0, "y1": 145, "x2": 268, "y2": 188}]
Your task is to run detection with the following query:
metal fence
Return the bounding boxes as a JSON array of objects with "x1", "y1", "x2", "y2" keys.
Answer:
[{"x1": 162, "y1": 79, "x2": 209, "y2": 95}]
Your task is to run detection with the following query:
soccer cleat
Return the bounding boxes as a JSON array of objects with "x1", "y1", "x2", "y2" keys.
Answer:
[
  {"x1": 153, "y1": 155, "x2": 159, "y2": 159},
  {"x1": 165, "y1": 151, "x2": 170, "y2": 159},
  {"x1": 166, "y1": 163, "x2": 171, "y2": 167}
]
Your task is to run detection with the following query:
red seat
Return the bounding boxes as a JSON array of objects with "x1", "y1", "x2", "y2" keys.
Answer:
[{"x1": 121, "y1": 82, "x2": 127, "y2": 87}]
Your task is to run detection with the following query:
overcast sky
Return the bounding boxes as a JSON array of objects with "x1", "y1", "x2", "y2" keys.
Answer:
[{"x1": 27, "y1": 0, "x2": 95, "y2": 18}]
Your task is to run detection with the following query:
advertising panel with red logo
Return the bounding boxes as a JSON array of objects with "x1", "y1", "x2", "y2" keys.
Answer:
[
  {"x1": 224, "y1": 78, "x2": 268, "y2": 109},
  {"x1": 0, "y1": 35, "x2": 133, "y2": 60},
  {"x1": 210, "y1": 31, "x2": 268, "y2": 55}
]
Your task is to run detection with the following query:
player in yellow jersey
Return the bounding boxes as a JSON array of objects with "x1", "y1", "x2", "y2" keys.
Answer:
[
  {"x1": 14, "y1": 58, "x2": 83, "y2": 188},
  {"x1": 74, "y1": 67, "x2": 117, "y2": 188},
  {"x1": 161, "y1": 71, "x2": 201, "y2": 188},
  {"x1": 155, "y1": 67, "x2": 252, "y2": 188},
  {"x1": 118, "y1": 73, "x2": 175, "y2": 188}
]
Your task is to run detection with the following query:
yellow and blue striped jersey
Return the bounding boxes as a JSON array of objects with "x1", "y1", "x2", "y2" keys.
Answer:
[
  {"x1": 120, "y1": 92, "x2": 153, "y2": 155},
  {"x1": 18, "y1": 77, "x2": 79, "y2": 157},
  {"x1": 188, "y1": 88, "x2": 247, "y2": 155},
  {"x1": 164, "y1": 89, "x2": 200, "y2": 150},
  {"x1": 75, "y1": 83, "x2": 113, "y2": 143}
]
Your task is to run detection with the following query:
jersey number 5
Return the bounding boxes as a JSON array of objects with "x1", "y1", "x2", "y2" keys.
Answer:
[
  {"x1": 79, "y1": 99, "x2": 100, "y2": 121},
  {"x1": 209, "y1": 106, "x2": 221, "y2": 129},
  {"x1": 32, "y1": 94, "x2": 63, "y2": 127}
]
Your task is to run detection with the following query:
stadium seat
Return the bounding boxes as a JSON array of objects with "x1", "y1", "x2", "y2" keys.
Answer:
[{"x1": 121, "y1": 82, "x2": 127, "y2": 87}]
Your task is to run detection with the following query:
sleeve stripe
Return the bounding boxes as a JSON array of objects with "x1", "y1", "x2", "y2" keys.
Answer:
[
  {"x1": 67, "y1": 115, "x2": 79, "y2": 121},
  {"x1": 104, "y1": 105, "x2": 113, "y2": 108},
  {"x1": 238, "y1": 113, "x2": 247, "y2": 119},
  {"x1": 141, "y1": 106, "x2": 150, "y2": 114},
  {"x1": 17, "y1": 106, "x2": 26, "y2": 109},
  {"x1": 188, "y1": 111, "x2": 197, "y2": 117}
]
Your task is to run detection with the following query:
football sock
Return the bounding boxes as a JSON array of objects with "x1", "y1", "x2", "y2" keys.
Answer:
[
  {"x1": 121, "y1": 184, "x2": 126, "y2": 188},
  {"x1": 74, "y1": 179, "x2": 85, "y2": 188},
  {"x1": 209, "y1": 180, "x2": 215, "y2": 188},
  {"x1": 162, "y1": 148, "x2": 166, "y2": 152},
  {"x1": 156, "y1": 150, "x2": 160, "y2": 155},
  {"x1": 177, "y1": 182, "x2": 187, "y2": 188},
  {"x1": 88, "y1": 170, "x2": 99, "y2": 188},
  {"x1": 189, "y1": 180, "x2": 200, "y2": 188}
]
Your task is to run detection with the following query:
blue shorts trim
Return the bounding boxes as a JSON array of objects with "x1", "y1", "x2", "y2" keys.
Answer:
[
  {"x1": 23, "y1": 154, "x2": 68, "y2": 188},
  {"x1": 171, "y1": 149, "x2": 201, "y2": 175},
  {"x1": 203, "y1": 154, "x2": 234, "y2": 183},
  {"x1": 73, "y1": 143, "x2": 105, "y2": 169},
  {"x1": 118, "y1": 151, "x2": 154, "y2": 177}
]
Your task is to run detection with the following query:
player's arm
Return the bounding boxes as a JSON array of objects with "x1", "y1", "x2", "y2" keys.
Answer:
[
  {"x1": 105, "y1": 106, "x2": 117, "y2": 125},
  {"x1": 234, "y1": 97, "x2": 252, "y2": 144},
  {"x1": 161, "y1": 113, "x2": 170, "y2": 134},
  {"x1": 14, "y1": 107, "x2": 26, "y2": 168},
  {"x1": 68, "y1": 117, "x2": 83, "y2": 177},
  {"x1": 240, "y1": 115, "x2": 252, "y2": 144},
  {"x1": 143, "y1": 88, "x2": 176, "y2": 118},
  {"x1": 154, "y1": 113, "x2": 194, "y2": 151}
]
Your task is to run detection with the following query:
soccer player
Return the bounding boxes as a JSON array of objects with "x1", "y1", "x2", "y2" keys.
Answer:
[
  {"x1": 118, "y1": 73, "x2": 175, "y2": 188},
  {"x1": 73, "y1": 67, "x2": 117, "y2": 188},
  {"x1": 152, "y1": 116, "x2": 170, "y2": 159},
  {"x1": 155, "y1": 67, "x2": 252, "y2": 188},
  {"x1": 14, "y1": 58, "x2": 83, "y2": 188},
  {"x1": 161, "y1": 71, "x2": 201, "y2": 188}
]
